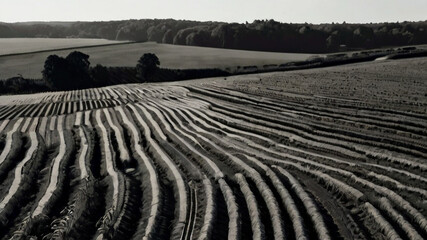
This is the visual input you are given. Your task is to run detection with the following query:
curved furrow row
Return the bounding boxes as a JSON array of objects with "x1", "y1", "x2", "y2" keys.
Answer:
[
  {"x1": 242, "y1": 155, "x2": 313, "y2": 240},
  {"x1": 35, "y1": 103, "x2": 47, "y2": 117},
  {"x1": 235, "y1": 173, "x2": 265, "y2": 240},
  {"x1": 137, "y1": 102, "x2": 224, "y2": 240},
  {"x1": 173, "y1": 100, "x2": 408, "y2": 185},
  {"x1": 367, "y1": 172, "x2": 427, "y2": 198},
  {"x1": 273, "y1": 165, "x2": 331, "y2": 240},
  {"x1": 30, "y1": 103, "x2": 46, "y2": 117},
  {"x1": 0, "y1": 81, "x2": 425, "y2": 240},
  {"x1": 190, "y1": 85, "x2": 427, "y2": 131},
  {"x1": 192, "y1": 112, "x2": 425, "y2": 204},
  {"x1": 204, "y1": 100, "x2": 427, "y2": 170},
  {"x1": 93, "y1": 109, "x2": 126, "y2": 240},
  {"x1": 84, "y1": 110, "x2": 92, "y2": 127},
  {"x1": 159, "y1": 91, "x2": 350, "y2": 238},
  {"x1": 0, "y1": 119, "x2": 24, "y2": 181},
  {"x1": 167, "y1": 106, "x2": 286, "y2": 240},
  {"x1": 115, "y1": 106, "x2": 162, "y2": 240},
  {"x1": 0, "y1": 131, "x2": 22, "y2": 171},
  {"x1": 216, "y1": 125, "x2": 426, "y2": 239},
  {"x1": 21, "y1": 104, "x2": 40, "y2": 118},
  {"x1": 183, "y1": 181, "x2": 198, "y2": 240},
  {"x1": 202, "y1": 93, "x2": 427, "y2": 156},
  {"x1": 0, "y1": 132, "x2": 45, "y2": 233},
  {"x1": 169, "y1": 106, "x2": 314, "y2": 239},
  {"x1": 347, "y1": 175, "x2": 427, "y2": 235},
  {"x1": 0, "y1": 106, "x2": 16, "y2": 120},
  {"x1": 44, "y1": 103, "x2": 54, "y2": 117},
  {"x1": 105, "y1": 88, "x2": 119, "y2": 99},
  {"x1": 376, "y1": 197, "x2": 424, "y2": 240},
  {"x1": 27, "y1": 117, "x2": 39, "y2": 133},
  {"x1": 0, "y1": 106, "x2": 11, "y2": 118},
  {"x1": 271, "y1": 160, "x2": 426, "y2": 239},
  {"x1": 0, "y1": 119, "x2": 10, "y2": 133},
  {"x1": 7, "y1": 105, "x2": 32, "y2": 120},
  {"x1": 362, "y1": 163, "x2": 427, "y2": 185},
  {"x1": 156, "y1": 98, "x2": 298, "y2": 238},
  {"x1": 74, "y1": 111, "x2": 83, "y2": 127},
  {"x1": 38, "y1": 117, "x2": 48, "y2": 139},
  {"x1": 103, "y1": 108, "x2": 131, "y2": 164},
  {"x1": 143, "y1": 102, "x2": 224, "y2": 179},
  {"x1": 268, "y1": 164, "x2": 373, "y2": 238},
  {"x1": 20, "y1": 118, "x2": 32, "y2": 133},
  {"x1": 223, "y1": 82, "x2": 426, "y2": 140},
  {"x1": 127, "y1": 104, "x2": 189, "y2": 239},
  {"x1": 139, "y1": 99, "x2": 241, "y2": 240},
  {"x1": 197, "y1": 176, "x2": 216, "y2": 240},
  {"x1": 132, "y1": 102, "x2": 205, "y2": 240},
  {"x1": 186, "y1": 87, "x2": 427, "y2": 163},
  {"x1": 363, "y1": 202, "x2": 403, "y2": 240},
  {"x1": 31, "y1": 117, "x2": 69, "y2": 210},
  {"x1": 177, "y1": 99, "x2": 427, "y2": 190},
  {"x1": 42, "y1": 126, "x2": 97, "y2": 239},
  {"x1": 166, "y1": 98, "x2": 423, "y2": 239},
  {"x1": 198, "y1": 106, "x2": 427, "y2": 189},
  {"x1": 101, "y1": 108, "x2": 143, "y2": 239},
  {"x1": 218, "y1": 178, "x2": 240, "y2": 240},
  {"x1": 169, "y1": 97, "x2": 361, "y2": 158},
  {"x1": 178, "y1": 83, "x2": 424, "y2": 152},
  {"x1": 10, "y1": 115, "x2": 75, "y2": 239}
]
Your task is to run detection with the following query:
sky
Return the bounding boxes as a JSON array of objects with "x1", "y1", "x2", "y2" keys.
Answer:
[{"x1": 1, "y1": 0, "x2": 426, "y2": 24}]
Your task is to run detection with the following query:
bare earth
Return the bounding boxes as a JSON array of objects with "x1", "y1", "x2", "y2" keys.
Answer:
[{"x1": 0, "y1": 58, "x2": 426, "y2": 239}]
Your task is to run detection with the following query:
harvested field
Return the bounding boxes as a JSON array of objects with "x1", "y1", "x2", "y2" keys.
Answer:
[
  {"x1": 0, "y1": 58, "x2": 426, "y2": 239},
  {"x1": 0, "y1": 38, "x2": 127, "y2": 56},
  {"x1": 0, "y1": 41, "x2": 311, "y2": 79}
]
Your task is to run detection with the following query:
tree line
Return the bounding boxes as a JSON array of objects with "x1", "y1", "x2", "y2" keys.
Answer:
[
  {"x1": 2, "y1": 46, "x2": 425, "y2": 94},
  {"x1": 40, "y1": 52, "x2": 229, "y2": 91},
  {"x1": 1, "y1": 19, "x2": 427, "y2": 53}
]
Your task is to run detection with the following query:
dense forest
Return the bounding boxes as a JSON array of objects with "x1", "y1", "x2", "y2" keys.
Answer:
[{"x1": 1, "y1": 19, "x2": 427, "y2": 53}]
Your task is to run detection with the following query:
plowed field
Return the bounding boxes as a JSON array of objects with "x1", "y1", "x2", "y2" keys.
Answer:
[{"x1": 0, "y1": 58, "x2": 426, "y2": 240}]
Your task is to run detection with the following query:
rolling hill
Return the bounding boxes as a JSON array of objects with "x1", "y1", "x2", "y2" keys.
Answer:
[
  {"x1": 0, "y1": 41, "x2": 311, "y2": 79},
  {"x1": 0, "y1": 57, "x2": 425, "y2": 239}
]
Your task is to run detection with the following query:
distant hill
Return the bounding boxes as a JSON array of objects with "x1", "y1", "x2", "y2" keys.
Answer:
[
  {"x1": 10, "y1": 21, "x2": 77, "y2": 27},
  {"x1": 1, "y1": 19, "x2": 427, "y2": 53},
  {"x1": 0, "y1": 41, "x2": 310, "y2": 79}
]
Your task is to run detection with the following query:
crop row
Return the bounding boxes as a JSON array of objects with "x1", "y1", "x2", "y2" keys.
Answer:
[{"x1": 0, "y1": 83, "x2": 425, "y2": 239}]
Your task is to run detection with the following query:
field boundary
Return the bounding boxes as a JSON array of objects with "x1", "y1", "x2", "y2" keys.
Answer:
[{"x1": 0, "y1": 40, "x2": 136, "y2": 58}]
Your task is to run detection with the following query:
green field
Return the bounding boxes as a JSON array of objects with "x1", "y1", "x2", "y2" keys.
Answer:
[{"x1": 0, "y1": 40, "x2": 312, "y2": 79}]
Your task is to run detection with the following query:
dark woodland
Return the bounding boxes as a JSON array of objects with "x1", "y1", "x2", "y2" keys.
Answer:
[{"x1": 1, "y1": 19, "x2": 427, "y2": 53}]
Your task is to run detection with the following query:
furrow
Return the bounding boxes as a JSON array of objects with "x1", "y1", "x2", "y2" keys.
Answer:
[{"x1": 128, "y1": 104, "x2": 188, "y2": 239}]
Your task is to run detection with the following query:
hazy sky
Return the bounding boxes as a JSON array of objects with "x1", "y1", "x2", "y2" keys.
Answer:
[{"x1": 1, "y1": 0, "x2": 426, "y2": 24}]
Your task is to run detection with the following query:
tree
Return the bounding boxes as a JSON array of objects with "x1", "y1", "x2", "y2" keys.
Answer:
[
  {"x1": 42, "y1": 51, "x2": 92, "y2": 90},
  {"x1": 90, "y1": 64, "x2": 110, "y2": 87},
  {"x1": 136, "y1": 53, "x2": 160, "y2": 81},
  {"x1": 42, "y1": 54, "x2": 69, "y2": 90},
  {"x1": 66, "y1": 51, "x2": 90, "y2": 71},
  {"x1": 66, "y1": 51, "x2": 91, "y2": 88}
]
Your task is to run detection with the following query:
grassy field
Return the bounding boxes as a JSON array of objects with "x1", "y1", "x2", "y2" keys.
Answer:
[
  {"x1": 0, "y1": 38, "x2": 127, "y2": 55},
  {"x1": 0, "y1": 40, "x2": 312, "y2": 79},
  {"x1": 0, "y1": 58, "x2": 425, "y2": 239}
]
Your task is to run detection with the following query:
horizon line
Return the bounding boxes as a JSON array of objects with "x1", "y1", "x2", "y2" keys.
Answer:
[{"x1": 1, "y1": 17, "x2": 427, "y2": 26}]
